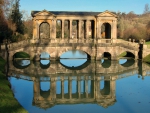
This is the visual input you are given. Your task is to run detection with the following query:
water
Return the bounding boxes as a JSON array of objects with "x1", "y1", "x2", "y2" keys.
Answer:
[{"x1": 7, "y1": 51, "x2": 150, "y2": 113}]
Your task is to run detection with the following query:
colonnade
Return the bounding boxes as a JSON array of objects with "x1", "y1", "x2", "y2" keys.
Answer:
[
  {"x1": 32, "y1": 10, "x2": 117, "y2": 39},
  {"x1": 34, "y1": 19, "x2": 96, "y2": 39},
  {"x1": 33, "y1": 76, "x2": 116, "y2": 101},
  {"x1": 59, "y1": 19, "x2": 96, "y2": 39}
]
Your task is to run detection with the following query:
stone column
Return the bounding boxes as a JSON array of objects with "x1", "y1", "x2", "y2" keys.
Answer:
[
  {"x1": 85, "y1": 77, "x2": 88, "y2": 98},
  {"x1": 50, "y1": 21, "x2": 53, "y2": 38},
  {"x1": 37, "y1": 20, "x2": 40, "y2": 39},
  {"x1": 86, "y1": 20, "x2": 89, "y2": 38},
  {"x1": 94, "y1": 20, "x2": 96, "y2": 38},
  {"x1": 99, "y1": 20, "x2": 102, "y2": 38},
  {"x1": 78, "y1": 20, "x2": 81, "y2": 39},
  {"x1": 52, "y1": 19, "x2": 56, "y2": 38},
  {"x1": 50, "y1": 77, "x2": 56, "y2": 99},
  {"x1": 110, "y1": 80, "x2": 116, "y2": 99},
  {"x1": 61, "y1": 76, "x2": 64, "y2": 99},
  {"x1": 113, "y1": 20, "x2": 117, "y2": 39},
  {"x1": 77, "y1": 76, "x2": 81, "y2": 98},
  {"x1": 69, "y1": 20, "x2": 72, "y2": 38},
  {"x1": 62, "y1": 19, "x2": 64, "y2": 38},
  {"x1": 33, "y1": 78, "x2": 40, "y2": 100},
  {"x1": 96, "y1": 19, "x2": 100, "y2": 38},
  {"x1": 68, "y1": 76, "x2": 72, "y2": 99},
  {"x1": 49, "y1": 21, "x2": 51, "y2": 38},
  {"x1": 33, "y1": 19, "x2": 36, "y2": 39}
]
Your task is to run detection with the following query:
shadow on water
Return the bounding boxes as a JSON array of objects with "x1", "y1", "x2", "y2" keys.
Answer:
[
  {"x1": 100, "y1": 81, "x2": 110, "y2": 95},
  {"x1": 13, "y1": 60, "x2": 30, "y2": 69},
  {"x1": 101, "y1": 59, "x2": 111, "y2": 68},
  {"x1": 120, "y1": 59, "x2": 135, "y2": 67},
  {"x1": 40, "y1": 89, "x2": 50, "y2": 98}
]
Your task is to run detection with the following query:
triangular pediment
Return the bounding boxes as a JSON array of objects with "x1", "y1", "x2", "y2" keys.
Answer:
[
  {"x1": 97, "y1": 10, "x2": 117, "y2": 17},
  {"x1": 34, "y1": 10, "x2": 55, "y2": 16}
]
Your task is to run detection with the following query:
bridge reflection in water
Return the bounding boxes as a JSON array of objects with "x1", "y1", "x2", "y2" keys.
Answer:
[{"x1": 8, "y1": 59, "x2": 150, "y2": 109}]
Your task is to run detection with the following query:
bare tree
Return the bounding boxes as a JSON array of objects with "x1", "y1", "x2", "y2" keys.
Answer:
[{"x1": 144, "y1": 3, "x2": 150, "y2": 14}]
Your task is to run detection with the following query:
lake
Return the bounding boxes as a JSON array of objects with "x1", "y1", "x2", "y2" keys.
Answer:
[{"x1": 7, "y1": 51, "x2": 150, "y2": 113}]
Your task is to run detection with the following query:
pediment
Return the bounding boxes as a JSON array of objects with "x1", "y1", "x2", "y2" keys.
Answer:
[
  {"x1": 97, "y1": 11, "x2": 117, "y2": 17},
  {"x1": 35, "y1": 10, "x2": 55, "y2": 16}
]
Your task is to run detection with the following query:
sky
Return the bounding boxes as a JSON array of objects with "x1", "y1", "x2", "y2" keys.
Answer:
[{"x1": 20, "y1": 0, "x2": 150, "y2": 16}]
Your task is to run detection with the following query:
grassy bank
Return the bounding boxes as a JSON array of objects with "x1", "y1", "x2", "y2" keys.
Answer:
[
  {"x1": 0, "y1": 56, "x2": 28, "y2": 113},
  {"x1": 143, "y1": 54, "x2": 150, "y2": 63},
  {"x1": 145, "y1": 41, "x2": 150, "y2": 45},
  {"x1": 119, "y1": 52, "x2": 127, "y2": 57}
]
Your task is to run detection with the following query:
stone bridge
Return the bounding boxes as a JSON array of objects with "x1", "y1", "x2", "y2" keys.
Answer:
[
  {"x1": 0, "y1": 10, "x2": 141, "y2": 61},
  {"x1": 0, "y1": 38, "x2": 139, "y2": 61}
]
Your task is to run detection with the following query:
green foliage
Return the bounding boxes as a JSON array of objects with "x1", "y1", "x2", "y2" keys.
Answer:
[
  {"x1": 0, "y1": 56, "x2": 6, "y2": 72},
  {"x1": 145, "y1": 41, "x2": 150, "y2": 45},
  {"x1": 10, "y1": 0, "x2": 25, "y2": 34},
  {"x1": 14, "y1": 52, "x2": 30, "y2": 58},
  {"x1": 11, "y1": 34, "x2": 26, "y2": 42},
  {"x1": 143, "y1": 54, "x2": 150, "y2": 63},
  {"x1": 119, "y1": 52, "x2": 127, "y2": 57}
]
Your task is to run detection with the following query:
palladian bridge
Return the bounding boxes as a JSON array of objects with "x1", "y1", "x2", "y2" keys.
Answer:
[{"x1": 0, "y1": 10, "x2": 140, "y2": 61}]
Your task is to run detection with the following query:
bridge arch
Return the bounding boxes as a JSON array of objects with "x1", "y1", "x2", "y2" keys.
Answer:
[
  {"x1": 103, "y1": 52, "x2": 111, "y2": 60},
  {"x1": 119, "y1": 51, "x2": 135, "y2": 59},
  {"x1": 58, "y1": 49, "x2": 91, "y2": 59},
  {"x1": 13, "y1": 51, "x2": 30, "y2": 59}
]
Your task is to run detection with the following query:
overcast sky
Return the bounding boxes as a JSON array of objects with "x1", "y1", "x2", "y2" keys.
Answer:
[{"x1": 20, "y1": 0, "x2": 150, "y2": 15}]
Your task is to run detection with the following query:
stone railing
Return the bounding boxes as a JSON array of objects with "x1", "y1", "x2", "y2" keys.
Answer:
[
  {"x1": 0, "y1": 39, "x2": 31, "y2": 51},
  {"x1": 31, "y1": 38, "x2": 138, "y2": 44},
  {"x1": 0, "y1": 38, "x2": 139, "y2": 51}
]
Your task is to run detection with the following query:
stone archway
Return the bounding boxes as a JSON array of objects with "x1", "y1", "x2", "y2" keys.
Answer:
[
  {"x1": 101, "y1": 23, "x2": 111, "y2": 39},
  {"x1": 39, "y1": 22, "x2": 50, "y2": 39}
]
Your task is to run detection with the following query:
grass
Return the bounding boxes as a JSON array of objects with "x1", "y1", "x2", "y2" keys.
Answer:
[
  {"x1": 14, "y1": 52, "x2": 30, "y2": 58},
  {"x1": 145, "y1": 41, "x2": 150, "y2": 45},
  {"x1": 0, "y1": 57, "x2": 6, "y2": 72},
  {"x1": 143, "y1": 54, "x2": 150, "y2": 63},
  {"x1": 119, "y1": 52, "x2": 127, "y2": 57},
  {"x1": 0, "y1": 56, "x2": 28, "y2": 113}
]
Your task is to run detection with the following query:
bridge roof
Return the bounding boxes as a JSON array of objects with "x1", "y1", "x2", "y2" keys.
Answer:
[{"x1": 31, "y1": 10, "x2": 116, "y2": 17}]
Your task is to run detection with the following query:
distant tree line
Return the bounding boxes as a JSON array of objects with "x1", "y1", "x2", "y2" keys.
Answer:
[{"x1": 117, "y1": 3, "x2": 150, "y2": 41}]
